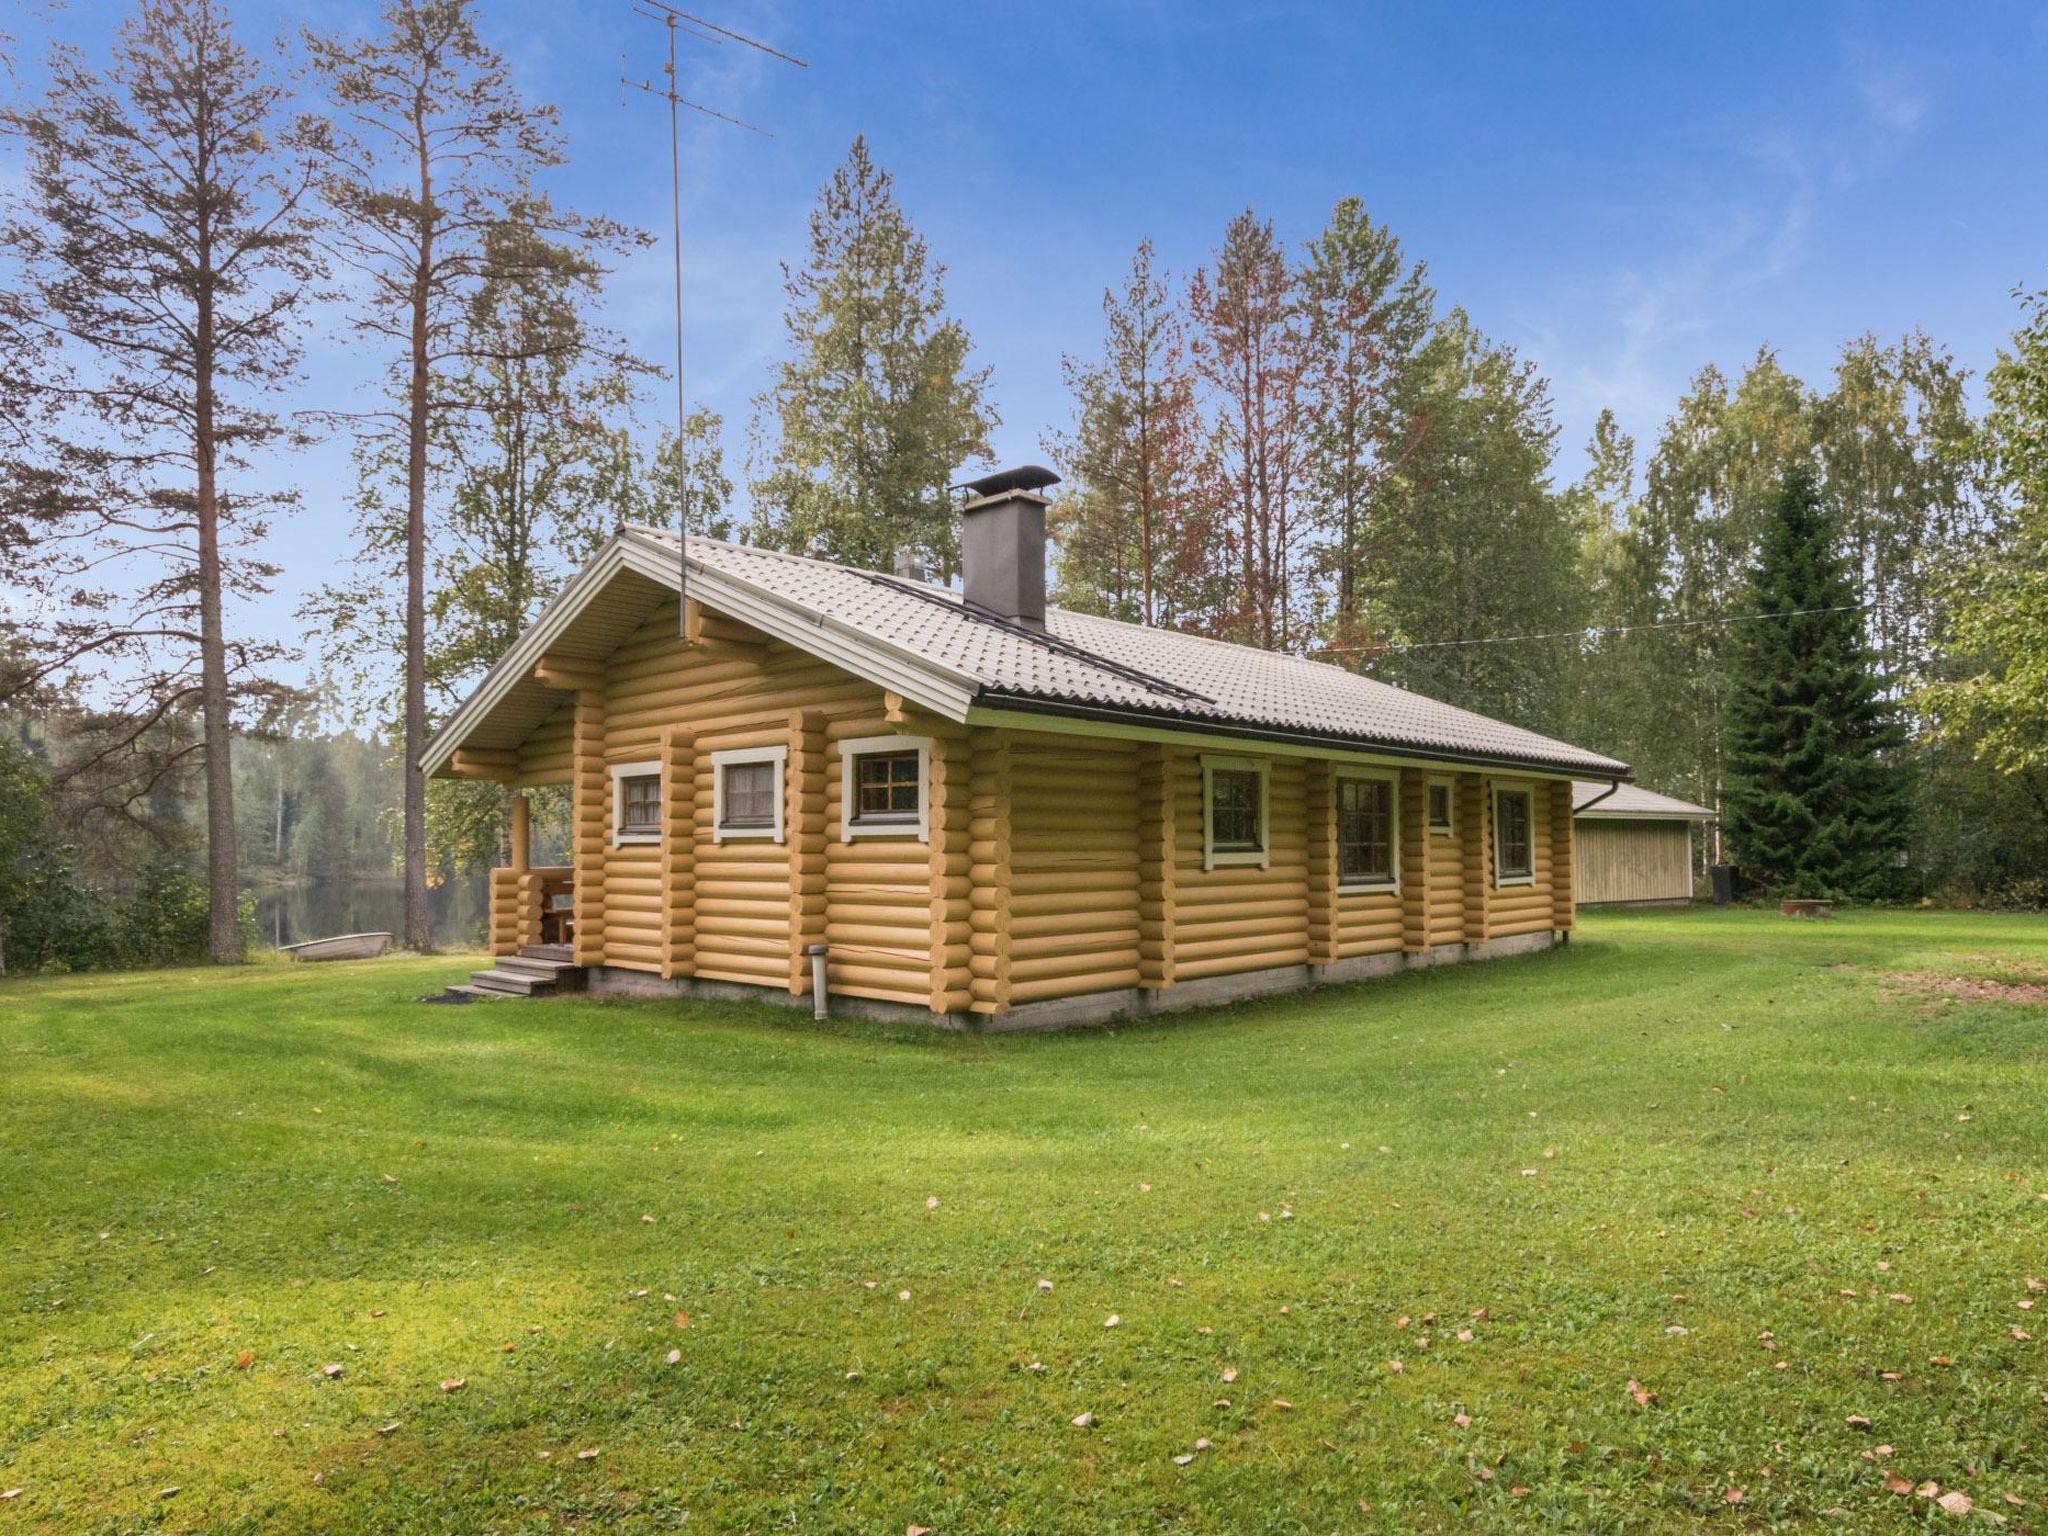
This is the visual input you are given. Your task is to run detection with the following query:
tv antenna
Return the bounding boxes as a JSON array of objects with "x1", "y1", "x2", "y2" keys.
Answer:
[{"x1": 622, "y1": 1, "x2": 806, "y2": 637}]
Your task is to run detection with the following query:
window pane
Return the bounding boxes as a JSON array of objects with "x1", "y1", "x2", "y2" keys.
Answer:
[
  {"x1": 1497, "y1": 791, "x2": 1532, "y2": 877},
  {"x1": 854, "y1": 751, "x2": 920, "y2": 820},
  {"x1": 723, "y1": 761, "x2": 775, "y2": 827},
  {"x1": 620, "y1": 773, "x2": 660, "y2": 831},
  {"x1": 1338, "y1": 778, "x2": 1394, "y2": 882},
  {"x1": 1211, "y1": 768, "x2": 1262, "y2": 850},
  {"x1": 1428, "y1": 783, "x2": 1453, "y2": 831}
]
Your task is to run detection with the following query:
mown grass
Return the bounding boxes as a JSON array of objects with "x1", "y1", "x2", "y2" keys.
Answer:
[{"x1": 2, "y1": 908, "x2": 2045, "y2": 1533}]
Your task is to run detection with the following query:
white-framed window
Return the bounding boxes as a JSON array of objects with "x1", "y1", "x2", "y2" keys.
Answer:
[
  {"x1": 1427, "y1": 778, "x2": 1456, "y2": 836},
  {"x1": 1336, "y1": 770, "x2": 1398, "y2": 891},
  {"x1": 611, "y1": 760, "x2": 663, "y2": 846},
  {"x1": 1201, "y1": 755, "x2": 1269, "y2": 870},
  {"x1": 840, "y1": 734, "x2": 931, "y2": 841},
  {"x1": 711, "y1": 744, "x2": 786, "y2": 843},
  {"x1": 1493, "y1": 785, "x2": 1535, "y2": 886}
]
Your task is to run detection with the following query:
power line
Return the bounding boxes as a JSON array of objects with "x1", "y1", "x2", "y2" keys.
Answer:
[{"x1": 1315, "y1": 602, "x2": 1872, "y2": 659}]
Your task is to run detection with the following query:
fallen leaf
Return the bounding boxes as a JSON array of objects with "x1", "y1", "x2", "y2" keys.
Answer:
[
  {"x1": 1453, "y1": 1412, "x2": 1471, "y2": 1428},
  {"x1": 576, "y1": 1449, "x2": 599, "y2": 1461},
  {"x1": 1845, "y1": 1414, "x2": 1871, "y2": 1428},
  {"x1": 1271, "y1": 1397, "x2": 1294, "y2": 1410},
  {"x1": 1195, "y1": 1437, "x2": 1211, "y2": 1450},
  {"x1": 907, "y1": 1527, "x2": 932, "y2": 1536},
  {"x1": 1917, "y1": 1481, "x2": 1942, "y2": 1497},
  {"x1": 0, "y1": 1490, "x2": 21, "y2": 1502},
  {"x1": 925, "y1": 1196, "x2": 939, "y2": 1209},
  {"x1": 1173, "y1": 1453, "x2": 1194, "y2": 1466},
  {"x1": 1386, "y1": 1360, "x2": 1403, "y2": 1373},
  {"x1": 321, "y1": 1363, "x2": 343, "y2": 1379},
  {"x1": 1888, "y1": 1293, "x2": 1913, "y2": 1305},
  {"x1": 640, "y1": 1214, "x2": 655, "y2": 1224},
  {"x1": 234, "y1": 1350, "x2": 254, "y2": 1370},
  {"x1": 673, "y1": 1311, "x2": 691, "y2": 1330},
  {"x1": 2013, "y1": 1327, "x2": 2032, "y2": 1341},
  {"x1": 1627, "y1": 1379, "x2": 1655, "y2": 1407},
  {"x1": 376, "y1": 1422, "x2": 400, "y2": 1435},
  {"x1": 1725, "y1": 1487, "x2": 1745, "y2": 1505},
  {"x1": 1510, "y1": 1485, "x2": 1531, "y2": 1497},
  {"x1": 157, "y1": 1487, "x2": 180, "y2": 1500},
  {"x1": 1037, "y1": 1278, "x2": 1053, "y2": 1292},
  {"x1": 1936, "y1": 1491, "x2": 1973, "y2": 1515},
  {"x1": 1883, "y1": 1471, "x2": 1915, "y2": 1496},
  {"x1": 1104, "y1": 1314, "x2": 1119, "y2": 1329},
  {"x1": 1221, "y1": 1366, "x2": 1238, "y2": 1383},
  {"x1": 1071, "y1": 1412, "x2": 1095, "y2": 1427},
  {"x1": 665, "y1": 1348, "x2": 681, "y2": 1365},
  {"x1": 440, "y1": 1378, "x2": 465, "y2": 1393},
  {"x1": 369, "y1": 1308, "x2": 386, "y2": 1318},
  {"x1": 898, "y1": 1290, "x2": 910, "y2": 1302},
  {"x1": 1456, "y1": 1328, "x2": 1474, "y2": 1342}
]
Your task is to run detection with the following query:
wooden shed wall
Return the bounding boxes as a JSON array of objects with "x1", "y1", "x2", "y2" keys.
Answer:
[
  {"x1": 1574, "y1": 818, "x2": 1695, "y2": 905},
  {"x1": 492, "y1": 594, "x2": 1575, "y2": 1014}
]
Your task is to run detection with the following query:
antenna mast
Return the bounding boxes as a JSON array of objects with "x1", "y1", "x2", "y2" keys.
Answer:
[{"x1": 622, "y1": 2, "x2": 806, "y2": 638}]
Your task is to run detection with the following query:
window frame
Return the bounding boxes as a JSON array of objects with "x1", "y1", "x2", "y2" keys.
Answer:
[
  {"x1": 1201, "y1": 754, "x2": 1270, "y2": 871},
  {"x1": 1493, "y1": 784, "x2": 1536, "y2": 887},
  {"x1": 1334, "y1": 768, "x2": 1400, "y2": 894},
  {"x1": 710, "y1": 744, "x2": 787, "y2": 844},
  {"x1": 610, "y1": 760, "x2": 664, "y2": 846},
  {"x1": 839, "y1": 734, "x2": 932, "y2": 842},
  {"x1": 1427, "y1": 778, "x2": 1456, "y2": 837}
]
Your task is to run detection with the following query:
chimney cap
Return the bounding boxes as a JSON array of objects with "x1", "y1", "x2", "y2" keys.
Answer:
[{"x1": 955, "y1": 464, "x2": 1060, "y2": 500}]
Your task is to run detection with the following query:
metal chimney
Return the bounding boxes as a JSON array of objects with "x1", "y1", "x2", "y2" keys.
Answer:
[
  {"x1": 957, "y1": 465, "x2": 1060, "y2": 630},
  {"x1": 892, "y1": 546, "x2": 927, "y2": 584}
]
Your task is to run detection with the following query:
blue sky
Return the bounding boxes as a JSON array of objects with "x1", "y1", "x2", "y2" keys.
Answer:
[{"x1": 16, "y1": 0, "x2": 2048, "y2": 680}]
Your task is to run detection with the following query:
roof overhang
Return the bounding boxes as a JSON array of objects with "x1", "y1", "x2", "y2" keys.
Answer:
[
  {"x1": 967, "y1": 695, "x2": 1633, "y2": 781},
  {"x1": 419, "y1": 531, "x2": 982, "y2": 777}
]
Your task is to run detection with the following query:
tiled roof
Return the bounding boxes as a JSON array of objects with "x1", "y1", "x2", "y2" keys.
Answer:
[
  {"x1": 631, "y1": 528, "x2": 1631, "y2": 778},
  {"x1": 1572, "y1": 781, "x2": 1714, "y2": 817}
]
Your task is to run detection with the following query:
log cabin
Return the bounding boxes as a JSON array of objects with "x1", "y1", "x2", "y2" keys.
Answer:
[{"x1": 422, "y1": 467, "x2": 1632, "y2": 1029}]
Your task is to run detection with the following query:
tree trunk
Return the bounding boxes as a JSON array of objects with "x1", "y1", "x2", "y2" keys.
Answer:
[
  {"x1": 195, "y1": 158, "x2": 242, "y2": 964},
  {"x1": 401, "y1": 149, "x2": 434, "y2": 953}
]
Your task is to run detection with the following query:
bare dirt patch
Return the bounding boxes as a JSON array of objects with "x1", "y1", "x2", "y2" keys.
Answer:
[{"x1": 1883, "y1": 970, "x2": 2048, "y2": 1006}]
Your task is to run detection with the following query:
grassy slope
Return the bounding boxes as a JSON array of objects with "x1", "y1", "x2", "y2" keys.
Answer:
[{"x1": 1, "y1": 909, "x2": 2044, "y2": 1534}]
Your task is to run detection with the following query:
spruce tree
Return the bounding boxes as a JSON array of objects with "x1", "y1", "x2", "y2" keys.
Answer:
[
  {"x1": 1721, "y1": 469, "x2": 1909, "y2": 898},
  {"x1": 749, "y1": 136, "x2": 996, "y2": 575}
]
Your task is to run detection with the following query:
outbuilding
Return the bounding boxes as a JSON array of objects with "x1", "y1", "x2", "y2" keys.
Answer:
[
  {"x1": 1571, "y1": 781, "x2": 1716, "y2": 907},
  {"x1": 422, "y1": 468, "x2": 1632, "y2": 1029}
]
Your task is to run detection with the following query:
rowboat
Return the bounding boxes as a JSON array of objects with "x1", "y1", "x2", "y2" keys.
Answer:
[{"x1": 279, "y1": 932, "x2": 394, "y2": 962}]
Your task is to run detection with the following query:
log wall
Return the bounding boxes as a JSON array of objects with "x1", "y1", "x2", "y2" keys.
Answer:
[{"x1": 480, "y1": 593, "x2": 1577, "y2": 1014}]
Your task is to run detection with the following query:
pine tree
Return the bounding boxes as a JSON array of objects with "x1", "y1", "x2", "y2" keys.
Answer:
[
  {"x1": 1044, "y1": 239, "x2": 1213, "y2": 628},
  {"x1": 1298, "y1": 197, "x2": 1433, "y2": 652},
  {"x1": 1189, "y1": 209, "x2": 1306, "y2": 649},
  {"x1": 749, "y1": 136, "x2": 996, "y2": 575},
  {"x1": 2, "y1": 0, "x2": 323, "y2": 962},
  {"x1": 1369, "y1": 310, "x2": 1581, "y2": 730},
  {"x1": 1721, "y1": 469, "x2": 1909, "y2": 898},
  {"x1": 305, "y1": 0, "x2": 640, "y2": 951}
]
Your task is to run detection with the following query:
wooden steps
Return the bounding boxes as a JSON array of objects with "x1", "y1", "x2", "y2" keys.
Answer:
[{"x1": 441, "y1": 945, "x2": 585, "y2": 1002}]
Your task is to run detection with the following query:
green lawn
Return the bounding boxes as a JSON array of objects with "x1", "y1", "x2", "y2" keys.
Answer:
[{"x1": 2, "y1": 909, "x2": 2046, "y2": 1533}]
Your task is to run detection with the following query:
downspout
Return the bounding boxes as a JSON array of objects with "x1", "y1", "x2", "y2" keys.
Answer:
[
  {"x1": 1578, "y1": 779, "x2": 1622, "y2": 813},
  {"x1": 1562, "y1": 780, "x2": 1623, "y2": 943}
]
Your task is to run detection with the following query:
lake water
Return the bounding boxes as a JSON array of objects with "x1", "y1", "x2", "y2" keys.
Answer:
[{"x1": 249, "y1": 872, "x2": 491, "y2": 952}]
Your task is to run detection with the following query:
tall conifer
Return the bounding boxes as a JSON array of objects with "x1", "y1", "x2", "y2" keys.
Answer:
[{"x1": 1721, "y1": 470, "x2": 1908, "y2": 897}]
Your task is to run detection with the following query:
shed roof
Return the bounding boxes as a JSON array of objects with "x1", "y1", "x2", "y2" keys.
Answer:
[
  {"x1": 1572, "y1": 780, "x2": 1716, "y2": 819},
  {"x1": 421, "y1": 527, "x2": 1634, "y2": 780}
]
